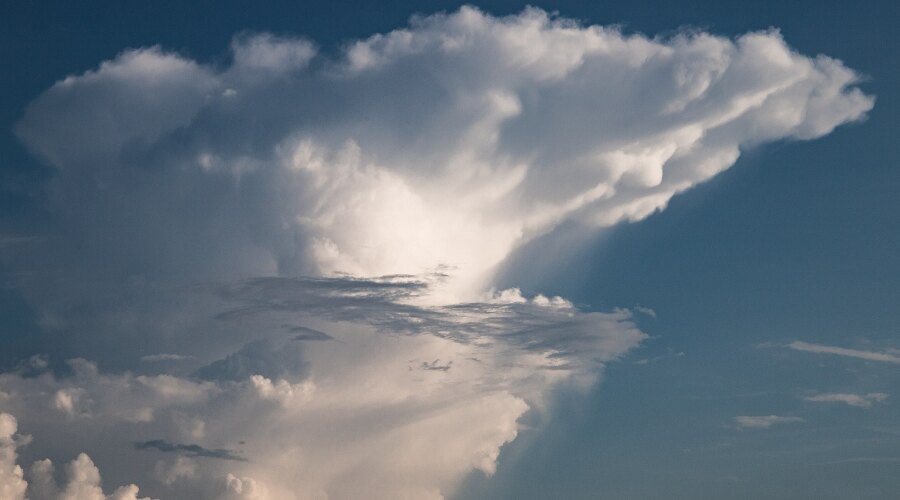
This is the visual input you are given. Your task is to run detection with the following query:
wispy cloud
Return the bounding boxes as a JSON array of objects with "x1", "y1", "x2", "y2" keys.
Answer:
[
  {"x1": 788, "y1": 341, "x2": 900, "y2": 364},
  {"x1": 209, "y1": 276, "x2": 645, "y2": 370},
  {"x1": 803, "y1": 392, "x2": 888, "y2": 409},
  {"x1": 140, "y1": 353, "x2": 194, "y2": 363},
  {"x1": 134, "y1": 439, "x2": 247, "y2": 461},
  {"x1": 733, "y1": 415, "x2": 804, "y2": 429}
]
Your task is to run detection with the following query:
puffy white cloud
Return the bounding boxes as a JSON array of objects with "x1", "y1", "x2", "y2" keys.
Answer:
[
  {"x1": 0, "y1": 5, "x2": 874, "y2": 500},
  {"x1": 733, "y1": 415, "x2": 804, "y2": 429},
  {"x1": 39, "y1": 453, "x2": 153, "y2": 500},
  {"x1": 803, "y1": 392, "x2": 889, "y2": 409},
  {"x1": 222, "y1": 473, "x2": 270, "y2": 500},
  {"x1": 0, "y1": 438, "x2": 155, "y2": 500},
  {"x1": 0, "y1": 413, "x2": 28, "y2": 500},
  {"x1": 51, "y1": 387, "x2": 86, "y2": 418}
]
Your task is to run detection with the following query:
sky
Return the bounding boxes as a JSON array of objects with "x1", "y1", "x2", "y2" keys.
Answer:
[{"x1": 0, "y1": 1, "x2": 898, "y2": 499}]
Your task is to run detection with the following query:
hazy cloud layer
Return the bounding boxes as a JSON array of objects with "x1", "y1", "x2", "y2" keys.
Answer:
[{"x1": 0, "y1": 6, "x2": 873, "y2": 499}]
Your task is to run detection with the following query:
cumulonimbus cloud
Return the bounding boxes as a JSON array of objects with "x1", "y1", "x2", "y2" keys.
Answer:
[{"x1": 0, "y1": 6, "x2": 873, "y2": 499}]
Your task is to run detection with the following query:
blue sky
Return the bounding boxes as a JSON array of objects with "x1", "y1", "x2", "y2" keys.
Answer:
[{"x1": 1, "y1": 1, "x2": 898, "y2": 499}]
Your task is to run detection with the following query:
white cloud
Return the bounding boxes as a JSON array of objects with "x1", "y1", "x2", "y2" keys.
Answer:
[
  {"x1": 12, "y1": 7, "x2": 871, "y2": 301},
  {"x1": 222, "y1": 473, "x2": 270, "y2": 500},
  {"x1": 0, "y1": 277, "x2": 643, "y2": 500},
  {"x1": 0, "y1": 413, "x2": 28, "y2": 500},
  {"x1": 788, "y1": 341, "x2": 900, "y2": 364},
  {"x1": 27, "y1": 452, "x2": 154, "y2": 500},
  {"x1": 733, "y1": 415, "x2": 804, "y2": 429},
  {"x1": 803, "y1": 392, "x2": 889, "y2": 408},
  {"x1": 0, "y1": 5, "x2": 874, "y2": 500},
  {"x1": 0, "y1": 415, "x2": 154, "y2": 500},
  {"x1": 51, "y1": 388, "x2": 86, "y2": 418}
]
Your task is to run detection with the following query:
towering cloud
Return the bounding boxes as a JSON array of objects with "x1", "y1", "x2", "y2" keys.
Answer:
[{"x1": 1, "y1": 6, "x2": 872, "y2": 499}]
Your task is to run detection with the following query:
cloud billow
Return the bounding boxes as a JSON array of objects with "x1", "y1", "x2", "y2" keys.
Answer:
[
  {"x1": 13, "y1": 6, "x2": 871, "y2": 295},
  {"x1": 0, "y1": 6, "x2": 873, "y2": 500}
]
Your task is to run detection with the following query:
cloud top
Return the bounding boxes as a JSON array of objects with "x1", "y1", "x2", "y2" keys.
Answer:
[{"x1": 14, "y1": 6, "x2": 872, "y2": 297}]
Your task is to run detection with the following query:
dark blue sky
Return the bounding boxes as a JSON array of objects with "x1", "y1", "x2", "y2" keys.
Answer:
[{"x1": 2, "y1": 1, "x2": 898, "y2": 498}]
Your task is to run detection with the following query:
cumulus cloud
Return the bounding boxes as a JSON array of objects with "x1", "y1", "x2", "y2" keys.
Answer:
[
  {"x1": 0, "y1": 415, "x2": 154, "y2": 500},
  {"x1": 0, "y1": 5, "x2": 874, "y2": 499},
  {"x1": 0, "y1": 413, "x2": 28, "y2": 500},
  {"x1": 803, "y1": 392, "x2": 889, "y2": 409},
  {"x1": 28, "y1": 452, "x2": 155, "y2": 500},
  {"x1": 788, "y1": 341, "x2": 900, "y2": 364},
  {"x1": 733, "y1": 415, "x2": 804, "y2": 429}
]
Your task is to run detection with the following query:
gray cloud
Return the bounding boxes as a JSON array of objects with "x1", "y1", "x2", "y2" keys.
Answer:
[
  {"x1": 140, "y1": 354, "x2": 194, "y2": 363},
  {"x1": 193, "y1": 338, "x2": 309, "y2": 382},
  {"x1": 285, "y1": 325, "x2": 333, "y2": 341},
  {"x1": 418, "y1": 359, "x2": 453, "y2": 372},
  {"x1": 134, "y1": 439, "x2": 247, "y2": 461},
  {"x1": 209, "y1": 276, "x2": 645, "y2": 372}
]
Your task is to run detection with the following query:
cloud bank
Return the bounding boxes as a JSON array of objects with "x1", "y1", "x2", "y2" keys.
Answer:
[{"x1": 0, "y1": 6, "x2": 872, "y2": 499}]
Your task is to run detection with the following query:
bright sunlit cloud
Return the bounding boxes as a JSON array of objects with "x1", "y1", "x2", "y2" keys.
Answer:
[{"x1": 0, "y1": 6, "x2": 873, "y2": 499}]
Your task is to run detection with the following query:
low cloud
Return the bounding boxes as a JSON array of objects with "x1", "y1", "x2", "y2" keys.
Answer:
[{"x1": 0, "y1": 413, "x2": 154, "y2": 500}]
